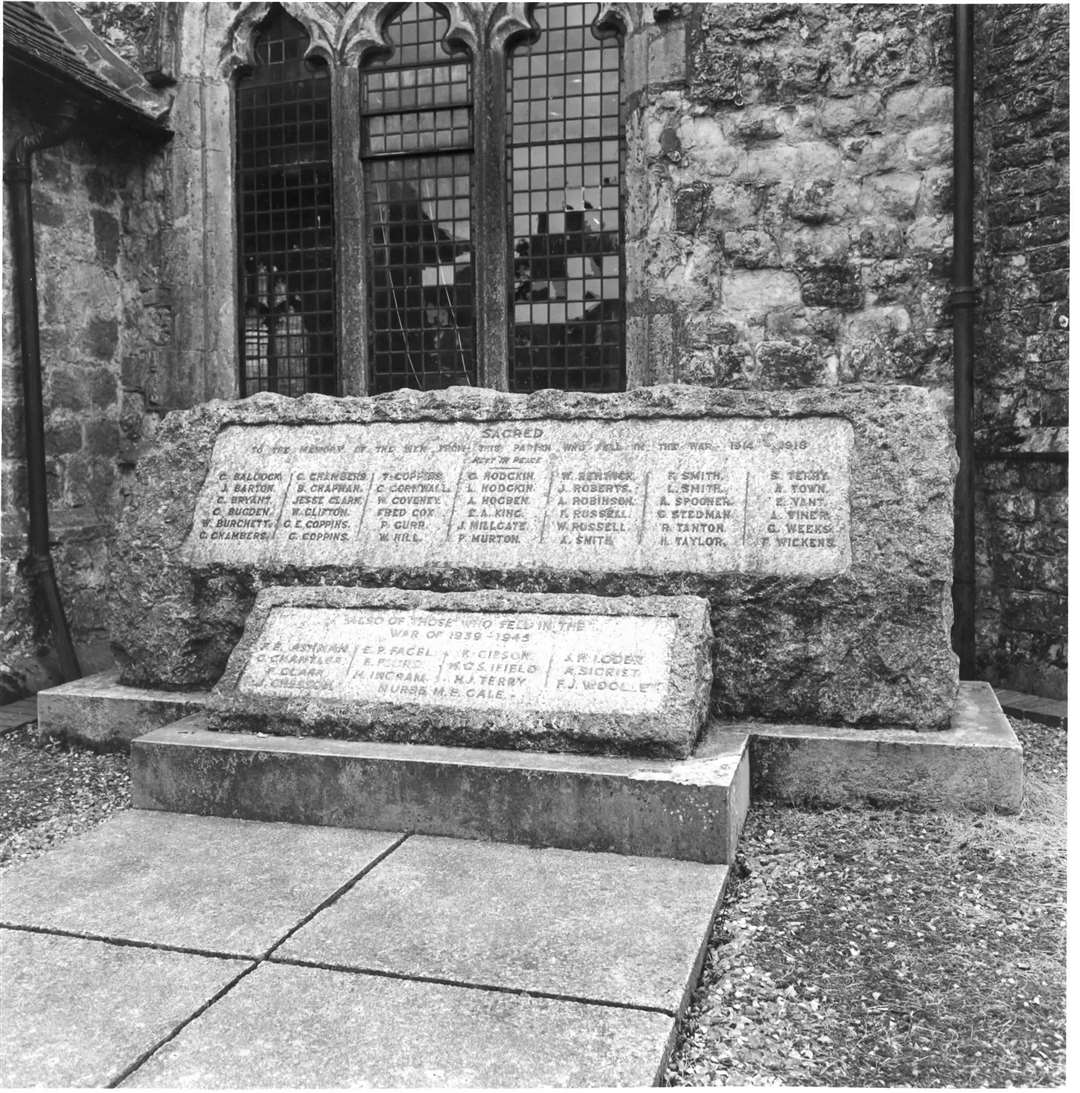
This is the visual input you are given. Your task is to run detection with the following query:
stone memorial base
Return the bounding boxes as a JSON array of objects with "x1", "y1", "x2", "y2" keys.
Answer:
[
  {"x1": 131, "y1": 716, "x2": 750, "y2": 865},
  {"x1": 37, "y1": 678, "x2": 1021, "y2": 818},
  {"x1": 35, "y1": 670, "x2": 208, "y2": 750},
  {"x1": 746, "y1": 682, "x2": 1023, "y2": 812}
]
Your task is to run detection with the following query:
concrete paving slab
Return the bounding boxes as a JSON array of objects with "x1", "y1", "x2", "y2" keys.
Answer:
[
  {"x1": 0, "y1": 810, "x2": 402, "y2": 957},
  {"x1": 133, "y1": 716, "x2": 750, "y2": 863},
  {"x1": 36, "y1": 668, "x2": 207, "y2": 749},
  {"x1": 277, "y1": 834, "x2": 727, "y2": 1014},
  {"x1": 122, "y1": 961, "x2": 675, "y2": 1088},
  {"x1": 0, "y1": 927, "x2": 250, "y2": 1088}
]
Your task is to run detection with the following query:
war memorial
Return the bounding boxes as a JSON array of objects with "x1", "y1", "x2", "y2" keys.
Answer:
[
  {"x1": 46, "y1": 379, "x2": 1015, "y2": 850},
  {"x1": 2, "y1": 1, "x2": 1048, "y2": 1083}
]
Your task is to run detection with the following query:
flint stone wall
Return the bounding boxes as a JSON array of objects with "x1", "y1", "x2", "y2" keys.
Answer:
[
  {"x1": 108, "y1": 384, "x2": 958, "y2": 730},
  {"x1": 208, "y1": 587, "x2": 713, "y2": 758}
]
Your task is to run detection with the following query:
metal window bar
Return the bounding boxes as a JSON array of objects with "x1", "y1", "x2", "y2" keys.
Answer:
[
  {"x1": 507, "y1": 3, "x2": 624, "y2": 393},
  {"x1": 236, "y1": 4, "x2": 337, "y2": 396},
  {"x1": 361, "y1": 3, "x2": 476, "y2": 394}
]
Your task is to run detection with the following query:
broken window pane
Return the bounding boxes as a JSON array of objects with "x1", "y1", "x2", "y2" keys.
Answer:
[
  {"x1": 361, "y1": 3, "x2": 476, "y2": 393},
  {"x1": 507, "y1": 3, "x2": 623, "y2": 393}
]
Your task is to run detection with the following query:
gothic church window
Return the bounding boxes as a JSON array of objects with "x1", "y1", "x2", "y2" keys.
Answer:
[
  {"x1": 235, "y1": 5, "x2": 337, "y2": 396},
  {"x1": 361, "y1": 4, "x2": 476, "y2": 392},
  {"x1": 507, "y1": 3, "x2": 623, "y2": 393},
  {"x1": 233, "y1": 3, "x2": 624, "y2": 397}
]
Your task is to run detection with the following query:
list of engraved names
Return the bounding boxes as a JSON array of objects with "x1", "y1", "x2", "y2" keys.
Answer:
[
  {"x1": 238, "y1": 607, "x2": 677, "y2": 716},
  {"x1": 185, "y1": 418, "x2": 852, "y2": 575}
]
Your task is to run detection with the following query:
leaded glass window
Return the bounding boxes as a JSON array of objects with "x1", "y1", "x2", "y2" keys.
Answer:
[
  {"x1": 361, "y1": 4, "x2": 476, "y2": 393},
  {"x1": 233, "y1": 3, "x2": 625, "y2": 397},
  {"x1": 508, "y1": 3, "x2": 623, "y2": 392},
  {"x1": 235, "y1": 5, "x2": 337, "y2": 395}
]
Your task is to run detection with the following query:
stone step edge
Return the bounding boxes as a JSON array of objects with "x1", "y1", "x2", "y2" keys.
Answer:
[
  {"x1": 37, "y1": 669, "x2": 207, "y2": 751},
  {"x1": 131, "y1": 717, "x2": 751, "y2": 865},
  {"x1": 740, "y1": 681, "x2": 1024, "y2": 813}
]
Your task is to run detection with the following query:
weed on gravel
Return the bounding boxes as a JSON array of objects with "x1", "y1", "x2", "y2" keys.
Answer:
[
  {"x1": 0, "y1": 725, "x2": 130, "y2": 869},
  {"x1": 665, "y1": 718, "x2": 1066, "y2": 1087}
]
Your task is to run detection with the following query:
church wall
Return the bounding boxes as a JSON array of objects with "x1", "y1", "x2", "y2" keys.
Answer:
[
  {"x1": 971, "y1": 3, "x2": 1068, "y2": 699},
  {"x1": 0, "y1": 99, "x2": 169, "y2": 698},
  {"x1": 2, "y1": 2, "x2": 1068, "y2": 699}
]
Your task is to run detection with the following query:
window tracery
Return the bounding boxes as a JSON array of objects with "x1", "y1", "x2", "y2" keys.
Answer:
[{"x1": 229, "y1": 2, "x2": 631, "y2": 396}]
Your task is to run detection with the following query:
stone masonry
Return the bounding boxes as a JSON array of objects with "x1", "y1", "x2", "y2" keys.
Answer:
[
  {"x1": 0, "y1": 98, "x2": 169, "y2": 699},
  {"x1": 1, "y1": 3, "x2": 1068, "y2": 700},
  {"x1": 972, "y1": 4, "x2": 1068, "y2": 699},
  {"x1": 657, "y1": 3, "x2": 955, "y2": 396}
]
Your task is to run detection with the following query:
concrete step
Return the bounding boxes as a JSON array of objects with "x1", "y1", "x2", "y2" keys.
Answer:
[
  {"x1": 131, "y1": 715, "x2": 750, "y2": 864},
  {"x1": 37, "y1": 669, "x2": 207, "y2": 750}
]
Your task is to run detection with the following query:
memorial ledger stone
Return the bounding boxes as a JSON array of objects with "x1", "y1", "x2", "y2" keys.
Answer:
[
  {"x1": 109, "y1": 385, "x2": 959, "y2": 730},
  {"x1": 209, "y1": 588, "x2": 713, "y2": 758}
]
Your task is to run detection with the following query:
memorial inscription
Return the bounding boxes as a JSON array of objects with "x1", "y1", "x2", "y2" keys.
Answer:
[
  {"x1": 184, "y1": 418, "x2": 852, "y2": 576},
  {"x1": 238, "y1": 607, "x2": 676, "y2": 716},
  {"x1": 209, "y1": 587, "x2": 715, "y2": 757}
]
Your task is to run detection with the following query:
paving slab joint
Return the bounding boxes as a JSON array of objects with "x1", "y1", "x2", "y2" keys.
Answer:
[
  {"x1": 106, "y1": 962, "x2": 259, "y2": 1089},
  {"x1": 102, "y1": 833, "x2": 413, "y2": 1086},
  {"x1": 0, "y1": 921, "x2": 254, "y2": 964},
  {"x1": 265, "y1": 954, "x2": 680, "y2": 1018},
  {"x1": 262, "y1": 832, "x2": 412, "y2": 960}
]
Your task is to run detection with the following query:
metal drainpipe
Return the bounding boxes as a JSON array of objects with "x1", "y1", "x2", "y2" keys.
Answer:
[
  {"x1": 4, "y1": 101, "x2": 83, "y2": 682},
  {"x1": 951, "y1": 5, "x2": 977, "y2": 680}
]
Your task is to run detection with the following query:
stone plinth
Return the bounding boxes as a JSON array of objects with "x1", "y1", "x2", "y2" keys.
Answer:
[
  {"x1": 108, "y1": 384, "x2": 958, "y2": 730},
  {"x1": 208, "y1": 587, "x2": 713, "y2": 758}
]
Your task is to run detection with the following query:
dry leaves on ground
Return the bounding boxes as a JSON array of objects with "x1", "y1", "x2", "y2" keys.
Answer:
[
  {"x1": 666, "y1": 718, "x2": 1066, "y2": 1087},
  {"x1": 0, "y1": 725, "x2": 130, "y2": 868}
]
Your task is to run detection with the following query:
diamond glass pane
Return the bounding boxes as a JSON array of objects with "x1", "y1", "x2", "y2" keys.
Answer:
[
  {"x1": 508, "y1": 3, "x2": 623, "y2": 392},
  {"x1": 362, "y1": 3, "x2": 476, "y2": 393},
  {"x1": 236, "y1": 5, "x2": 336, "y2": 396}
]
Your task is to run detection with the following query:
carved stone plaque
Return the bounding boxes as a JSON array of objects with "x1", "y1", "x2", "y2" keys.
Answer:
[
  {"x1": 182, "y1": 417, "x2": 852, "y2": 576},
  {"x1": 238, "y1": 608, "x2": 675, "y2": 715},
  {"x1": 208, "y1": 587, "x2": 715, "y2": 758}
]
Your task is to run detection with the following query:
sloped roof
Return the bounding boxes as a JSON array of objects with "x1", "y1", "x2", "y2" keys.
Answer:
[{"x1": 3, "y1": 1, "x2": 170, "y2": 131}]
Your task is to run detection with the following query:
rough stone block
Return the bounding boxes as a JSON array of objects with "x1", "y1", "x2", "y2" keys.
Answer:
[
  {"x1": 208, "y1": 587, "x2": 713, "y2": 758},
  {"x1": 721, "y1": 269, "x2": 803, "y2": 320},
  {"x1": 109, "y1": 385, "x2": 957, "y2": 730}
]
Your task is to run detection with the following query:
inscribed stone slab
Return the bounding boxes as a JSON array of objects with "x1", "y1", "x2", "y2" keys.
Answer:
[
  {"x1": 208, "y1": 587, "x2": 713, "y2": 758},
  {"x1": 181, "y1": 417, "x2": 852, "y2": 576},
  {"x1": 109, "y1": 385, "x2": 958, "y2": 730}
]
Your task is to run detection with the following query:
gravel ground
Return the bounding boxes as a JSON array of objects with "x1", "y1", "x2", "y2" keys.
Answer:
[
  {"x1": 666, "y1": 717, "x2": 1067, "y2": 1087},
  {"x1": 0, "y1": 712, "x2": 1066, "y2": 1086},
  {"x1": 0, "y1": 725, "x2": 130, "y2": 869}
]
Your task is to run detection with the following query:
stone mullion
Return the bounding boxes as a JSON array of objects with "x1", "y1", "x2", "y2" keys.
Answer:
[
  {"x1": 333, "y1": 64, "x2": 368, "y2": 395},
  {"x1": 472, "y1": 40, "x2": 511, "y2": 391}
]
